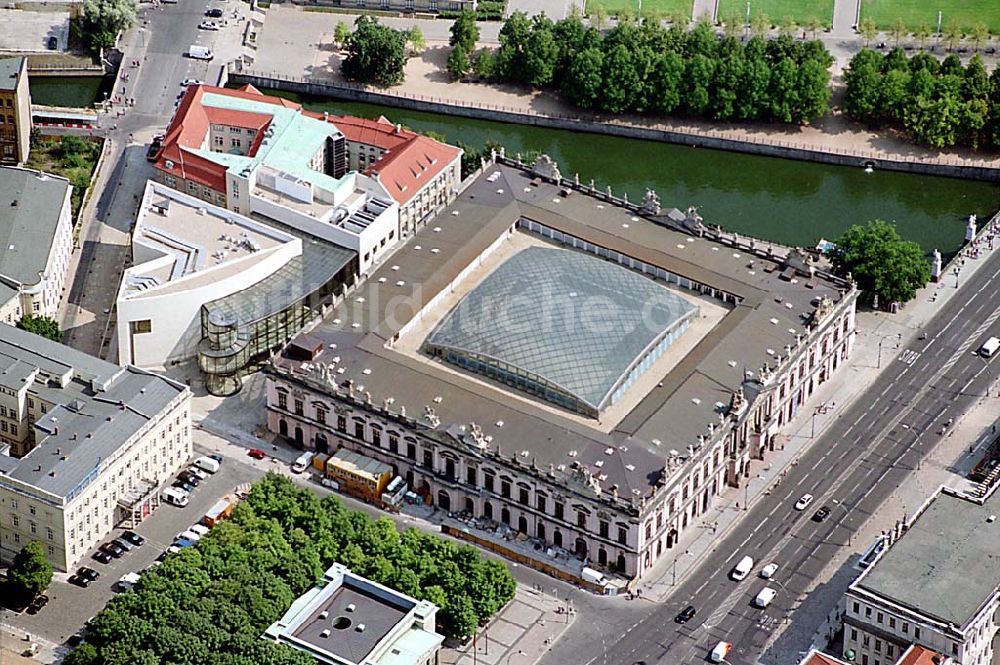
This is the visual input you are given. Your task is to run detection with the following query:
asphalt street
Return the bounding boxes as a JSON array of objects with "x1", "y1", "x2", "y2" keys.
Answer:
[{"x1": 542, "y1": 248, "x2": 1000, "y2": 665}]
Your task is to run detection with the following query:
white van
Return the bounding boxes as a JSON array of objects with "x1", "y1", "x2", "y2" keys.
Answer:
[
  {"x1": 118, "y1": 572, "x2": 142, "y2": 590},
  {"x1": 193, "y1": 456, "x2": 220, "y2": 474},
  {"x1": 753, "y1": 587, "x2": 777, "y2": 608},
  {"x1": 292, "y1": 452, "x2": 315, "y2": 474},
  {"x1": 980, "y1": 336, "x2": 1000, "y2": 358},
  {"x1": 731, "y1": 555, "x2": 754, "y2": 581},
  {"x1": 709, "y1": 641, "x2": 732, "y2": 663},
  {"x1": 188, "y1": 524, "x2": 210, "y2": 538},
  {"x1": 162, "y1": 487, "x2": 189, "y2": 507},
  {"x1": 188, "y1": 45, "x2": 214, "y2": 60}
]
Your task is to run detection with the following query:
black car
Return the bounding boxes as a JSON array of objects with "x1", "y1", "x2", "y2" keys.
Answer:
[
  {"x1": 100, "y1": 541, "x2": 125, "y2": 558},
  {"x1": 92, "y1": 550, "x2": 113, "y2": 564},
  {"x1": 67, "y1": 634, "x2": 84, "y2": 647},
  {"x1": 675, "y1": 605, "x2": 696, "y2": 624},
  {"x1": 121, "y1": 530, "x2": 145, "y2": 547},
  {"x1": 205, "y1": 7, "x2": 223, "y2": 17},
  {"x1": 208, "y1": 453, "x2": 223, "y2": 464},
  {"x1": 812, "y1": 506, "x2": 831, "y2": 522},
  {"x1": 173, "y1": 479, "x2": 195, "y2": 493},
  {"x1": 69, "y1": 574, "x2": 92, "y2": 588},
  {"x1": 177, "y1": 471, "x2": 200, "y2": 487},
  {"x1": 145, "y1": 137, "x2": 163, "y2": 162},
  {"x1": 26, "y1": 595, "x2": 49, "y2": 614},
  {"x1": 46, "y1": 36, "x2": 57, "y2": 50},
  {"x1": 78, "y1": 566, "x2": 100, "y2": 581}
]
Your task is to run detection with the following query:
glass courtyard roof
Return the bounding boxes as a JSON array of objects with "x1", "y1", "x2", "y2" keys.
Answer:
[{"x1": 425, "y1": 246, "x2": 698, "y2": 413}]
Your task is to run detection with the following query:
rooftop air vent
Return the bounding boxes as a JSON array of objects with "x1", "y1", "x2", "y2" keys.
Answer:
[
  {"x1": 356, "y1": 624, "x2": 366, "y2": 632},
  {"x1": 320, "y1": 629, "x2": 330, "y2": 638},
  {"x1": 346, "y1": 604, "x2": 356, "y2": 612}
]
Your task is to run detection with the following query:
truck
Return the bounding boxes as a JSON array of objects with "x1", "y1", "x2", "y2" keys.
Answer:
[
  {"x1": 980, "y1": 336, "x2": 1000, "y2": 358},
  {"x1": 292, "y1": 452, "x2": 315, "y2": 474},
  {"x1": 161, "y1": 486, "x2": 189, "y2": 507},
  {"x1": 202, "y1": 497, "x2": 233, "y2": 528},
  {"x1": 188, "y1": 45, "x2": 214, "y2": 60},
  {"x1": 710, "y1": 641, "x2": 732, "y2": 663},
  {"x1": 379, "y1": 476, "x2": 407, "y2": 511}
]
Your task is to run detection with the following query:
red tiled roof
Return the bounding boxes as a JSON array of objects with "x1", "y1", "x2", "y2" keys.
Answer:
[
  {"x1": 896, "y1": 646, "x2": 948, "y2": 665},
  {"x1": 154, "y1": 84, "x2": 461, "y2": 205},
  {"x1": 799, "y1": 651, "x2": 850, "y2": 665}
]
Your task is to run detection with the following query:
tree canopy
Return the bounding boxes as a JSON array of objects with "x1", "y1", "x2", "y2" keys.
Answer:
[
  {"x1": 484, "y1": 13, "x2": 832, "y2": 124},
  {"x1": 78, "y1": 0, "x2": 136, "y2": 52},
  {"x1": 66, "y1": 473, "x2": 516, "y2": 665},
  {"x1": 8, "y1": 541, "x2": 53, "y2": 600},
  {"x1": 832, "y1": 220, "x2": 931, "y2": 305},
  {"x1": 449, "y1": 10, "x2": 479, "y2": 53},
  {"x1": 844, "y1": 48, "x2": 1000, "y2": 150},
  {"x1": 17, "y1": 314, "x2": 63, "y2": 342},
  {"x1": 341, "y1": 16, "x2": 408, "y2": 86}
]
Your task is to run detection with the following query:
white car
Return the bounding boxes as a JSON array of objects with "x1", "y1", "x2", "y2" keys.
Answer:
[
  {"x1": 188, "y1": 524, "x2": 210, "y2": 537},
  {"x1": 198, "y1": 20, "x2": 220, "y2": 30},
  {"x1": 181, "y1": 78, "x2": 204, "y2": 87},
  {"x1": 760, "y1": 563, "x2": 778, "y2": 579},
  {"x1": 176, "y1": 529, "x2": 202, "y2": 542},
  {"x1": 794, "y1": 493, "x2": 814, "y2": 511},
  {"x1": 186, "y1": 466, "x2": 208, "y2": 480}
]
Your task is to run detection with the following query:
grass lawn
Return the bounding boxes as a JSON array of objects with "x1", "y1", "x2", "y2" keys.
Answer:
[
  {"x1": 585, "y1": 0, "x2": 693, "y2": 21},
  {"x1": 717, "y1": 0, "x2": 834, "y2": 27},
  {"x1": 861, "y1": 0, "x2": 1000, "y2": 33},
  {"x1": 25, "y1": 135, "x2": 102, "y2": 221}
]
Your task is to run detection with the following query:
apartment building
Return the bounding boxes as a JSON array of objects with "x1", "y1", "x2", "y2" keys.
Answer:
[
  {"x1": 263, "y1": 161, "x2": 858, "y2": 582},
  {"x1": 0, "y1": 57, "x2": 31, "y2": 165},
  {"x1": 0, "y1": 325, "x2": 191, "y2": 571},
  {"x1": 843, "y1": 487, "x2": 999, "y2": 665},
  {"x1": 0, "y1": 166, "x2": 74, "y2": 323}
]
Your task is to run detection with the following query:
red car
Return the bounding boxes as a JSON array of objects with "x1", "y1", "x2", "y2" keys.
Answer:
[{"x1": 247, "y1": 448, "x2": 266, "y2": 459}]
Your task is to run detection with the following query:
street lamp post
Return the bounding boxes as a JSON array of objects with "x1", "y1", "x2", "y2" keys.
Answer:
[
  {"x1": 831, "y1": 499, "x2": 852, "y2": 546},
  {"x1": 876, "y1": 333, "x2": 901, "y2": 369},
  {"x1": 745, "y1": 1, "x2": 751, "y2": 39}
]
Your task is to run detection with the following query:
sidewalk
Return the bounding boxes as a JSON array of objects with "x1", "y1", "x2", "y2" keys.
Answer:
[{"x1": 636, "y1": 212, "x2": 1000, "y2": 603}]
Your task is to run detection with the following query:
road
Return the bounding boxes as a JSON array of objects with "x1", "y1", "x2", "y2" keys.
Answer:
[
  {"x1": 541, "y1": 248, "x2": 1000, "y2": 665},
  {"x1": 60, "y1": 0, "x2": 243, "y2": 357}
]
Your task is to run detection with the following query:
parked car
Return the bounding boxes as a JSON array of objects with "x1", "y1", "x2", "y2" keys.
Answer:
[
  {"x1": 812, "y1": 506, "x2": 832, "y2": 522},
  {"x1": 186, "y1": 466, "x2": 208, "y2": 481},
  {"x1": 92, "y1": 550, "x2": 113, "y2": 565},
  {"x1": 208, "y1": 453, "x2": 223, "y2": 464},
  {"x1": 174, "y1": 538, "x2": 196, "y2": 548},
  {"x1": 26, "y1": 595, "x2": 49, "y2": 614},
  {"x1": 121, "y1": 531, "x2": 145, "y2": 547},
  {"x1": 248, "y1": 448, "x2": 266, "y2": 459},
  {"x1": 675, "y1": 605, "x2": 696, "y2": 624},
  {"x1": 198, "y1": 20, "x2": 220, "y2": 30},
  {"x1": 77, "y1": 567, "x2": 100, "y2": 582},
  {"x1": 66, "y1": 634, "x2": 84, "y2": 647},
  {"x1": 189, "y1": 524, "x2": 210, "y2": 538},
  {"x1": 113, "y1": 537, "x2": 135, "y2": 552},
  {"x1": 205, "y1": 7, "x2": 223, "y2": 17},
  {"x1": 146, "y1": 135, "x2": 163, "y2": 162},
  {"x1": 173, "y1": 479, "x2": 195, "y2": 493},
  {"x1": 69, "y1": 574, "x2": 91, "y2": 588},
  {"x1": 176, "y1": 529, "x2": 201, "y2": 542},
  {"x1": 177, "y1": 471, "x2": 200, "y2": 487},
  {"x1": 100, "y1": 541, "x2": 125, "y2": 558},
  {"x1": 181, "y1": 77, "x2": 204, "y2": 86},
  {"x1": 794, "y1": 494, "x2": 814, "y2": 511},
  {"x1": 193, "y1": 456, "x2": 220, "y2": 474},
  {"x1": 46, "y1": 36, "x2": 57, "y2": 50}
]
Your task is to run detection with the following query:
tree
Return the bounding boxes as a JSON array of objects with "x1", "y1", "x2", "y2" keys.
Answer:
[
  {"x1": 600, "y1": 43, "x2": 640, "y2": 113},
  {"x1": 80, "y1": 0, "x2": 136, "y2": 52},
  {"x1": 750, "y1": 12, "x2": 771, "y2": 38},
  {"x1": 721, "y1": 12, "x2": 741, "y2": 39},
  {"x1": 914, "y1": 21, "x2": 930, "y2": 50},
  {"x1": 843, "y1": 48, "x2": 883, "y2": 120},
  {"x1": 63, "y1": 643, "x2": 99, "y2": 665},
  {"x1": 858, "y1": 17, "x2": 878, "y2": 47},
  {"x1": 406, "y1": 26, "x2": 425, "y2": 55},
  {"x1": 524, "y1": 27, "x2": 560, "y2": 87},
  {"x1": 341, "y1": 16, "x2": 408, "y2": 86},
  {"x1": 16, "y1": 314, "x2": 62, "y2": 342},
  {"x1": 943, "y1": 20, "x2": 963, "y2": 52},
  {"x1": 890, "y1": 18, "x2": 907, "y2": 47},
  {"x1": 832, "y1": 220, "x2": 930, "y2": 305},
  {"x1": 333, "y1": 21, "x2": 350, "y2": 50},
  {"x1": 682, "y1": 53, "x2": 715, "y2": 116},
  {"x1": 449, "y1": 10, "x2": 479, "y2": 53},
  {"x1": 779, "y1": 15, "x2": 795, "y2": 38},
  {"x1": 447, "y1": 45, "x2": 470, "y2": 80},
  {"x1": 472, "y1": 49, "x2": 496, "y2": 80},
  {"x1": 561, "y1": 47, "x2": 604, "y2": 108},
  {"x1": 806, "y1": 17, "x2": 822, "y2": 40},
  {"x1": 797, "y1": 57, "x2": 832, "y2": 122},
  {"x1": 969, "y1": 22, "x2": 989, "y2": 52},
  {"x1": 8, "y1": 541, "x2": 52, "y2": 600},
  {"x1": 591, "y1": 4, "x2": 607, "y2": 30},
  {"x1": 496, "y1": 11, "x2": 532, "y2": 83}
]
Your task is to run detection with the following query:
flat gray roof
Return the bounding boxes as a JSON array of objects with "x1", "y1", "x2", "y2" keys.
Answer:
[
  {"x1": 0, "y1": 167, "x2": 70, "y2": 286},
  {"x1": 273, "y1": 164, "x2": 849, "y2": 501},
  {"x1": 426, "y1": 246, "x2": 697, "y2": 412},
  {"x1": 857, "y1": 488, "x2": 1000, "y2": 628},
  {"x1": 291, "y1": 581, "x2": 409, "y2": 662},
  {"x1": 0, "y1": 57, "x2": 23, "y2": 91},
  {"x1": 0, "y1": 326, "x2": 187, "y2": 499}
]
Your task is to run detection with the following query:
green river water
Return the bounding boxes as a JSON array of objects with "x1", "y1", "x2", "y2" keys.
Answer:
[{"x1": 271, "y1": 91, "x2": 999, "y2": 258}]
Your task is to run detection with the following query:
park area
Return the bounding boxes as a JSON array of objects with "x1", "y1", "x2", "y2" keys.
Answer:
[
  {"x1": 585, "y1": 0, "x2": 692, "y2": 20},
  {"x1": 717, "y1": 0, "x2": 834, "y2": 27},
  {"x1": 860, "y1": 0, "x2": 1000, "y2": 32}
]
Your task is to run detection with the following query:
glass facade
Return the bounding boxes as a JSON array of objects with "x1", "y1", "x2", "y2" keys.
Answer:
[{"x1": 198, "y1": 235, "x2": 356, "y2": 395}]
